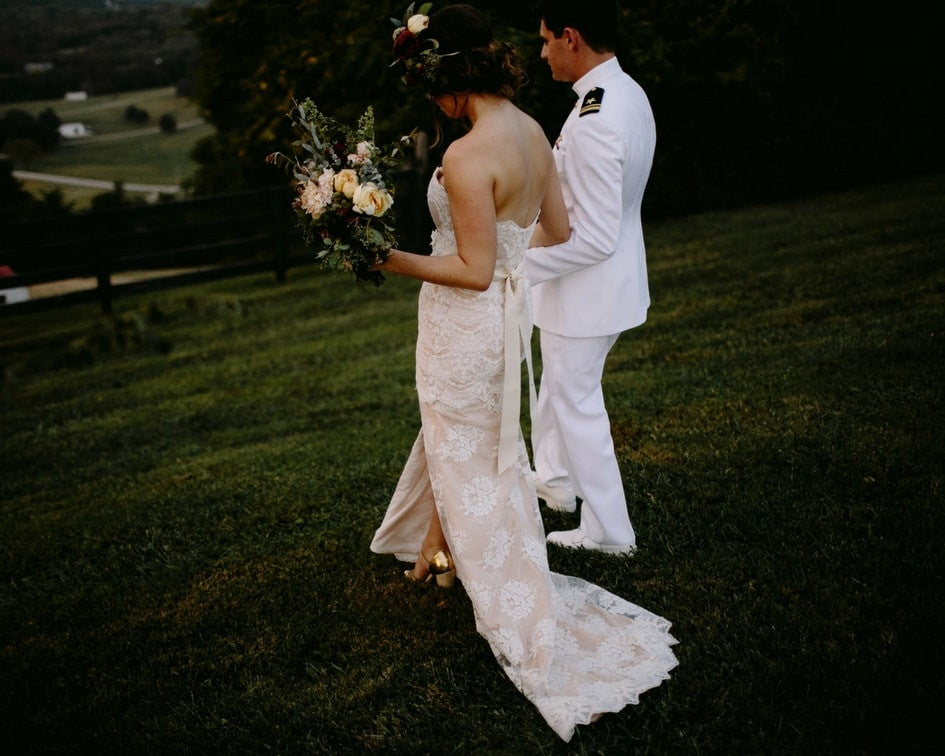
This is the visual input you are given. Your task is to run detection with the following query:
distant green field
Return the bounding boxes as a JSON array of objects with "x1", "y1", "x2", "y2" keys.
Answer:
[{"x1": 6, "y1": 86, "x2": 214, "y2": 208}]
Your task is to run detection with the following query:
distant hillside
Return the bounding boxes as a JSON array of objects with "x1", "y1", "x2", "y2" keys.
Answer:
[
  {"x1": 0, "y1": 1, "x2": 205, "y2": 7},
  {"x1": 0, "y1": 0, "x2": 205, "y2": 103}
]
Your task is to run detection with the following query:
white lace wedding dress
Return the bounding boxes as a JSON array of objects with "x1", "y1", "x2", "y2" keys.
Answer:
[{"x1": 371, "y1": 172, "x2": 678, "y2": 741}]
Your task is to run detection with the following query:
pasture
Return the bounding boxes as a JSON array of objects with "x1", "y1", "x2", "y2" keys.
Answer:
[{"x1": 7, "y1": 86, "x2": 213, "y2": 208}]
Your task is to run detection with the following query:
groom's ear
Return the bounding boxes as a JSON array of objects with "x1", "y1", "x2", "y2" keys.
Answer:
[{"x1": 562, "y1": 27, "x2": 581, "y2": 49}]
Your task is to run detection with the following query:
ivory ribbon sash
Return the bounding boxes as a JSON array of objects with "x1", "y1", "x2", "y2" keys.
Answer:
[{"x1": 497, "y1": 260, "x2": 538, "y2": 474}]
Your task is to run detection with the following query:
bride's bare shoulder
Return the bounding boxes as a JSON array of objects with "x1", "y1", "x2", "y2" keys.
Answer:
[
  {"x1": 441, "y1": 133, "x2": 496, "y2": 180},
  {"x1": 443, "y1": 129, "x2": 488, "y2": 161}
]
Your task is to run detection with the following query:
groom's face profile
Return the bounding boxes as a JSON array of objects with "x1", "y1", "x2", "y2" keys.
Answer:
[{"x1": 539, "y1": 20, "x2": 573, "y2": 83}]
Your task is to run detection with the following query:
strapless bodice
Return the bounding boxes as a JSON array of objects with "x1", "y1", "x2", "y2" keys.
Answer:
[{"x1": 426, "y1": 171, "x2": 536, "y2": 275}]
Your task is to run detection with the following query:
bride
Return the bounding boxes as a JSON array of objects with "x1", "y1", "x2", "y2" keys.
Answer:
[{"x1": 370, "y1": 4, "x2": 677, "y2": 741}]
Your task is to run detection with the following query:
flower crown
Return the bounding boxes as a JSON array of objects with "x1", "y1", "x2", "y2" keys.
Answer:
[{"x1": 390, "y1": 2, "x2": 458, "y2": 88}]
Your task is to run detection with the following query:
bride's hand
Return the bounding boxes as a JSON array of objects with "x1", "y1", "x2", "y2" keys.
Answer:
[{"x1": 372, "y1": 247, "x2": 398, "y2": 271}]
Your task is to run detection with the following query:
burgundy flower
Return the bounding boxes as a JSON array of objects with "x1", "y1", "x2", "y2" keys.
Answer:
[{"x1": 393, "y1": 29, "x2": 420, "y2": 60}]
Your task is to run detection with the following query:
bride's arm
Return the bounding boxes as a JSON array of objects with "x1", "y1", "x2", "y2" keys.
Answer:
[
  {"x1": 529, "y1": 147, "x2": 570, "y2": 248},
  {"x1": 381, "y1": 144, "x2": 497, "y2": 292}
]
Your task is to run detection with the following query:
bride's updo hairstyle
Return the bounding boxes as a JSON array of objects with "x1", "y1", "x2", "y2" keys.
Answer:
[{"x1": 419, "y1": 4, "x2": 525, "y2": 99}]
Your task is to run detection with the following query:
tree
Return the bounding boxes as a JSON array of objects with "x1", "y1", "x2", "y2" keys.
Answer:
[
  {"x1": 3, "y1": 138, "x2": 42, "y2": 169},
  {"x1": 36, "y1": 108, "x2": 62, "y2": 151},
  {"x1": 158, "y1": 113, "x2": 177, "y2": 133},
  {"x1": 1, "y1": 109, "x2": 39, "y2": 148},
  {"x1": 184, "y1": 0, "x2": 804, "y2": 213},
  {"x1": 0, "y1": 154, "x2": 32, "y2": 210},
  {"x1": 124, "y1": 105, "x2": 150, "y2": 124},
  {"x1": 186, "y1": 0, "x2": 945, "y2": 217},
  {"x1": 0, "y1": 155, "x2": 73, "y2": 222},
  {"x1": 1, "y1": 108, "x2": 61, "y2": 154},
  {"x1": 185, "y1": 1, "x2": 570, "y2": 196}
]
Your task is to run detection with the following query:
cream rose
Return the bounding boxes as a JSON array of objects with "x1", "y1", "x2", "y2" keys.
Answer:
[
  {"x1": 407, "y1": 14, "x2": 429, "y2": 34},
  {"x1": 333, "y1": 168, "x2": 359, "y2": 199},
  {"x1": 352, "y1": 182, "x2": 393, "y2": 217}
]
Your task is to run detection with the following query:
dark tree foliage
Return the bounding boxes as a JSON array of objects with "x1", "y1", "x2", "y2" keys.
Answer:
[
  {"x1": 0, "y1": 154, "x2": 31, "y2": 209},
  {"x1": 124, "y1": 105, "x2": 151, "y2": 124},
  {"x1": 187, "y1": 0, "x2": 432, "y2": 194},
  {"x1": 187, "y1": 0, "x2": 944, "y2": 217},
  {"x1": 0, "y1": 108, "x2": 61, "y2": 153},
  {"x1": 158, "y1": 113, "x2": 178, "y2": 133},
  {"x1": 35, "y1": 108, "x2": 61, "y2": 151},
  {"x1": 0, "y1": 155, "x2": 73, "y2": 223}
]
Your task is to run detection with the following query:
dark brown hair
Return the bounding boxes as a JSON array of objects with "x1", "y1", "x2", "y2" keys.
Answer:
[
  {"x1": 539, "y1": 0, "x2": 619, "y2": 53},
  {"x1": 420, "y1": 4, "x2": 524, "y2": 98}
]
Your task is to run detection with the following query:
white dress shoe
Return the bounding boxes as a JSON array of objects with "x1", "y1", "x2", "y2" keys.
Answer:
[
  {"x1": 535, "y1": 481, "x2": 577, "y2": 513},
  {"x1": 546, "y1": 527, "x2": 636, "y2": 556}
]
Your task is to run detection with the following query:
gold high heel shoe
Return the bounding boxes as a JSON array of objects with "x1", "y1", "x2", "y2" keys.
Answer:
[
  {"x1": 428, "y1": 549, "x2": 455, "y2": 588},
  {"x1": 404, "y1": 549, "x2": 456, "y2": 589}
]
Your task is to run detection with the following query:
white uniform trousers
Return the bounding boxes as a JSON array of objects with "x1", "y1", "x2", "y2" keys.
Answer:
[{"x1": 534, "y1": 330, "x2": 636, "y2": 546}]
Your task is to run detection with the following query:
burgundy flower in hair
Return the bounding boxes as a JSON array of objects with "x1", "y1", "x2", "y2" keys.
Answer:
[
  {"x1": 393, "y1": 27, "x2": 421, "y2": 60},
  {"x1": 390, "y1": 2, "x2": 458, "y2": 88}
]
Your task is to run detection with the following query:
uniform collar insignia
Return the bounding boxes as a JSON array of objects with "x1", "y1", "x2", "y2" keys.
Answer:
[{"x1": 579, "y1": 87, "x2": 604, "y2": 117}]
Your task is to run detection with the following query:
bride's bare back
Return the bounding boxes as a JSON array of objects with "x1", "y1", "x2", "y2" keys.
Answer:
[{"x1": 382, "y1": 92, "x2": 567, "y2": 291}]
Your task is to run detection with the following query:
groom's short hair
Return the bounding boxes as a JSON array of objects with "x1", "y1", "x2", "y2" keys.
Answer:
[{"x1": 538, "y1": 0, "x2": 619, "y2": 53}]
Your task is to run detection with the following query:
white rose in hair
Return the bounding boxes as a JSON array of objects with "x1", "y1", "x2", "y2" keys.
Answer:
[{"x1": 407, "y1": 14, "x2": 429, "y2": 34}]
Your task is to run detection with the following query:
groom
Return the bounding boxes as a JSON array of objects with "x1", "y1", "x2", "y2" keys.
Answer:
[{"x1": 526, "y1": 0, "x2": 656, "y2": 556}]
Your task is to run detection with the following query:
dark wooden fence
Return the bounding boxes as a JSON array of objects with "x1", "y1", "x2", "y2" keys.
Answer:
[
  {"x1": 1, "y1": 169, "x2": 434, "y2": 316},
  {"x1": 0, "y1": 187, "x2": 303, "y2": 315}
]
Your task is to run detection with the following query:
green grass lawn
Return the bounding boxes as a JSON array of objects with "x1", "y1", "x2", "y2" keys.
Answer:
[{"x1": 1, "y1": 175, "x2": 943, "y2": 753}]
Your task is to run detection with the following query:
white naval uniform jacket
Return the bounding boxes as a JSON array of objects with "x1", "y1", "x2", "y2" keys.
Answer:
[{"x1": 526, "y1": 57, "x2": 656, "y2": 338}]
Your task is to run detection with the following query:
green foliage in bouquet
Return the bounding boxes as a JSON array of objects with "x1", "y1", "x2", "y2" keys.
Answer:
[{"x1": 268, "y1": 100, "x2": 413, "y2": 286}]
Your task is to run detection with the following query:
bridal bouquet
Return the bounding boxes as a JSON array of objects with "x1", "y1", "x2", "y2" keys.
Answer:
[{"x1": 267, "y1": 100, "x2": 412, "y2": 286}]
